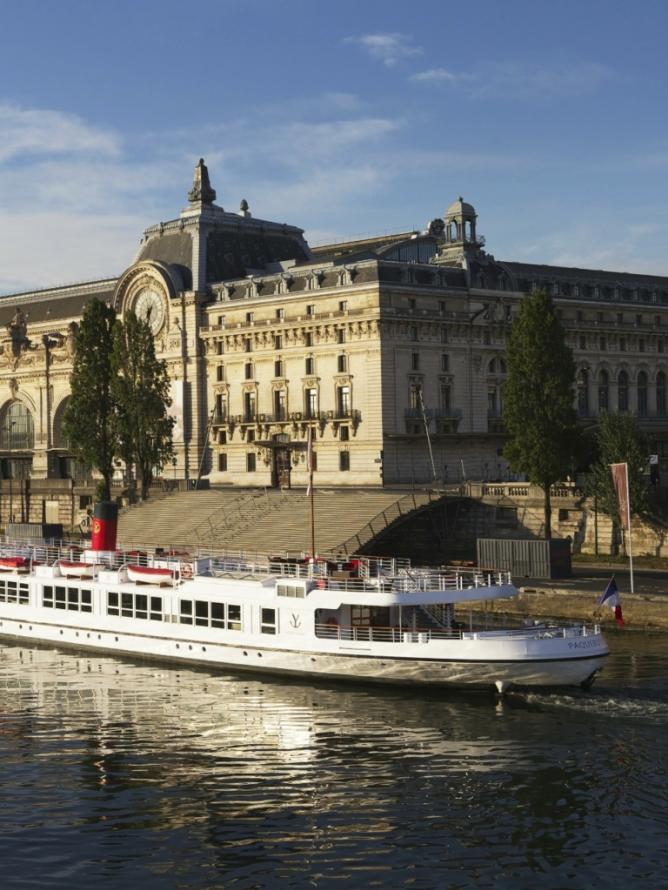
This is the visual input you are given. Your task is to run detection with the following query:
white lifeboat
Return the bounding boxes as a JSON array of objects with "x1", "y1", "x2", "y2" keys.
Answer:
[
  {"x1": 58, "y1": 560, "x2": 96, "y2": 579},
  {"x1": 127, "y1": 564, "x2": 176, "y2": 586},
  {"x1": 0, "y1": 556, "x2": 30, "y2": 573}
]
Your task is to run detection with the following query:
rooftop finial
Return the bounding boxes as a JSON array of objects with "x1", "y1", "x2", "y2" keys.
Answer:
[{"x1": 188, "y1": 158, "x2": 217, "y2": 205}]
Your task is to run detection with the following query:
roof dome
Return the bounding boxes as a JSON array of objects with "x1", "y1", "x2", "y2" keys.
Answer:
[{"x1": 445, "y1": 196, "x2": 476, "y2": 219}]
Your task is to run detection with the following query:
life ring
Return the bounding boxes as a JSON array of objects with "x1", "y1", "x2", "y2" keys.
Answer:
[{"x1": 180, "y1": 561, "x2": 194, "y2": 580}]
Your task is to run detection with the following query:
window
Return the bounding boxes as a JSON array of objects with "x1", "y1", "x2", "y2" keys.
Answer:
[
  {"x1": 274, "y1": 389, "x2": 286, "y2": 421},
  {"x1": 617, "y1": 313, "x2": 623, "y2": 324},
  {"x1": 441, "y1": 353, "x2": 449, "y2": 372},
  {"x1": 244, "y1": 337, "x2": 252, "y2": 353},
  {"x1": 337, "y1": 354, "x2": 347, "y2": 373},
  {"x1": 261, "y1": 607, "x2": 277, "y2": 634},
  {"x1": 579, "y1": 335, "x2": 586, "y2": 350},
  {"x1": 215, "y1": 392, "x2": 227, "y2": 421},
  {"x1": 276, "y1": 308, "x2": 284, "y2": 319},
  {"x1": 337, "y1": 385, "x2": 351, "y2": 417},
  {"x1": 439, "y1": 301, "x2": 446, "y2": 315},
  {"x1": 305, "y1": 388, "x2": 318, "y2": 419},
  {"x1": 274, "y1": 358, "x2": 284, "y2": 377},
  {"x1": 598, "y1": 370, "x2": 609, "y2": 412},
  {"x1": 636, "y1": 314, "x2": 642, "y2": 326},
  {"x1": 217, "y1": 315, "x2": 225, "y2": 327},
  {"x1": 577, "y1": 369, "x2": 589, "y2": 417},
  {"x1": 638, "y1": 371, "x2": 648, "y2": 417},
  {"x1": 577, "y1": 310, "x2": 583, "y2": 322},
  {"x1": 218, "y1": 430, "x2": 227, "y2": 444},
  {"x1": 107, "y1": 591, "x2": 161, "y2": 621},
  {"x1": 246, "y1": 311, "x2": 254, "y2": 323},
  {"x1": 305, "y1": 332, "x2": 313, "y2": 347},
  {"x1": 305, "y1": 356, "x2": 314, "y2": 375},
  {"x1": 409, "y1": 382, "x2": 422, "y2": 410},
  {"x1": 277, "y1": 583, "x2": 306, "y2": 598},
  {"x1": 247, "y1": 452, "x2": 256, "y2": 472},
  {"x1": 339, "y1": 300, "x2": 348, "y2": 312},
  {"x1": 620, "y1": 336, "x2": 626, "y2": 352},
  {"x1": 599, "y1": 336, "x2": 606, "y2": 351},
  {"x1": 244, "y1": 362, "x2": 253, "y2": 380},
  {"x1": 339, "y1": 450, "x2": 350, "y2": 471},
  {"x1": 306, "y1": 304, "x2": 316, "y2": 317},
  {"x1": 216, "y1": 365, "x2": 224, "y2": 382},
  {"x1": 411, "y1": 352, "x2": 420, "y2": 371},
  {"x1": 216, "y1": 341, "x2": 224, "y2": 355},
  {"x1": 440, "y1": 383, "x2": 451, "y2": 414},
  {"x1": 618, "y1": 371, "x2": 629, "y2": 412},
  {"x1": 597, "y1": 312, "x2": 604, "y2": 322},
  {"x1": 337, "y1": 328, "x2": 345, "y2": 344},
  {"x1": 187, "y1": 600, "x2": 241, "y2": 630},
  {"x1": 244, "y1": 390, "x2": 256, "y2": 422},
  {"x1": 483, "y1": 330, "x2": 491, "y2": 346},
  {"x1": 441, "y1": 328, "x2": 448, "y2": 343},
  {"x1": 408, "y1": 298, "x2": 416, "y2": 311},
  {"x1": 660, "y1": 340, "x2": 665, "y2": 354},
  {"x1": 310, "y1": 450, "x2": 318, "y2": 471},
  {"x1": 246, "y1": 428, "x2": 255, "y2": 443},
  {"x1": 274, "y1": 334, "x2": 283, "y2": 350},
  {"x1": 639, "y1": 338, "x2": 645, "y2": 353},
  {"x1": 218, "y1": 453, "x2": 227, "y2": 472},
  {"x1": 657, "y1": 371, "x2": 666, "y2": 416},
  {"x1": 0, "y1": 578, "x2": 29, "y2": 604},
  {"x1": 409, "y1": 325, "x2": 418, "y2": 342},
  {"x1": 339, "y1": 426, "x2": 349, "y2": 442}
]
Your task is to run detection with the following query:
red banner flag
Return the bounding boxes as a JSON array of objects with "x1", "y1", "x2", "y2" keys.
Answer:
[{"x1": 610, "y1": 462, "x2": 630, "y2": 530}]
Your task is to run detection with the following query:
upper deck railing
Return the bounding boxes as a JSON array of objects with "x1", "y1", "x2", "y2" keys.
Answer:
[{"x1": 0, "y1": 538, "x2": 512, "y2": 595}]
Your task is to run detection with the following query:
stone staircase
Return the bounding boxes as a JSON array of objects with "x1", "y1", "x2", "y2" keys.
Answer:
[{"x1": 117, "y1": 488, "x2": 421, "y2": 553}]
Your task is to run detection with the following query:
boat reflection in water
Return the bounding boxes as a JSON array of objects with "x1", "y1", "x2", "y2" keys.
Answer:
[{"x1": 0, "y1": 638, "x2": 667, "y2": 888}]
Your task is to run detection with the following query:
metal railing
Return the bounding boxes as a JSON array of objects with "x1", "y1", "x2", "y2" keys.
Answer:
[{"x1": 314, "y1": 622, "x2": 603, "y2": 644}]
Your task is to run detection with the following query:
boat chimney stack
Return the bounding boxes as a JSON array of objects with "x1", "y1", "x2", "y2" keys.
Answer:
[{"x1": 90, "y1": 502, "x2": 118, "y2": 551}]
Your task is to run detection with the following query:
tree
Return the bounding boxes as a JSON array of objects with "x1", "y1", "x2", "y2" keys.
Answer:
[
  {"x1": 112, "y1": 312, "x2": 174, "y2": 500},
  {"x1": 502, "y1": 289, "x2": 580, "y2": 539},
  {"x1": 587, "y1": 412, "x2": 648, "y2": 523},
  {"x1": 62, "y1": 300, "x2": 118, "y2": 501}
]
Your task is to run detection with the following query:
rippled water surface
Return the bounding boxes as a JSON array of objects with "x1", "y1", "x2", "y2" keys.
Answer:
[{"x1": 0, "y1": 633, "x2": 666, "y2": 889}]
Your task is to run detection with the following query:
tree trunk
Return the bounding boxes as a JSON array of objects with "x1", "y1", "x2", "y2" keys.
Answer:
[{"x1": 543, "y1": 483, "x2": 552, "y2": 540}]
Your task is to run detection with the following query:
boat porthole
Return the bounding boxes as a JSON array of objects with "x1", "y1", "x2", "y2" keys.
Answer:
[
  {"x1": 97, "y1": 634, "x2": 101, "y2": 640},
  {"x1": 311, "y1": 657, "x2": 316, "y2": 663},
  {"x1": 59, "y1": 630, "x2": 63, "y2": 635},
  {"x1": 202, "y1": 647, "x2": 206, "y2": 652},
  {"x1": 257, "y1": 652, "x2": 262, "y2": 658},
  {"x1": 19, "y1": 624, "x2": 23, "y2": 630},
  {"x1": 114, "y1": 636, "x2": 118, "y2": 642},
  {"x1": 176, "y1": 644, "x2": 180, "y2": 649},
  {"x1": 243, "y1": 651, "x2": 248, "y2": 656},
  {"x1": 29, "y1": 626, "x2": 32, "y2": 631},
  {"x1": 188, "y1": 645, "x2": 193, "y2": 651},
  {"x1": 75, "y1": 632, "x2": 79, "y2": 638},
  {"x1": 87, "y1": 633, "x2": 90, "y2": 638}
]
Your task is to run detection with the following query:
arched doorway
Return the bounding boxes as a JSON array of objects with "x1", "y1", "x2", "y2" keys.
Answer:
[
  {"x1": 0, "y1": 400, "x2": 34, "y2": 523},
  {"x1": 271, "y1": 433, "x2": 292, "y2": 489}
]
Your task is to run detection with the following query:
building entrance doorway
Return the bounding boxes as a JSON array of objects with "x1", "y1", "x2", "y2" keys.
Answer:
[{"x1": 271, "y1": 434, "x2": 291, "y2": 488}]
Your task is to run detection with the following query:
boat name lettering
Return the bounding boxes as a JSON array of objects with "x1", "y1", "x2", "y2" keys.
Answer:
[{"x1": 567, "y1": 638, "x2": 602, "y2": 650}]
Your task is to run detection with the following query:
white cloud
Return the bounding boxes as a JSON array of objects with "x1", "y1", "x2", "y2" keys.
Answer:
[
  {"x1": 410, "y1": 61, "x2": 613, "y2": 99},
  {"x1": 344, "y1": 33, "x2": 422, "y2": 67},
  {"x1": 0, "y1": 102, "x2": 120, "y2": 163}
]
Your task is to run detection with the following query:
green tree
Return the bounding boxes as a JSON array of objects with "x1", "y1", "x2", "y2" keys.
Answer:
[
  {"x1": 502, "y1": 289, "x2": 580, "y2": 539},
  {"x1": 112, "y1": 312, "x2": 174, "y2": 500},
  {"x1": 62, "y1": 300, "x2": 118, "y2": 501},
  {"x1": 587, "y1": 412, "x2": 648, "y2": 523}
]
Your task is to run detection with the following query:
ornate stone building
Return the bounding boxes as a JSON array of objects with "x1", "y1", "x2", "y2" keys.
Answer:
[{"x1": 1, "y1": 160, "x2": 667, "y2": 525}]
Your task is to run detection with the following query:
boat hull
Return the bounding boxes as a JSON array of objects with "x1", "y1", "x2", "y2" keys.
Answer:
[{"x1": 0, "y1": 609, "x2": 608, "y2": 690}]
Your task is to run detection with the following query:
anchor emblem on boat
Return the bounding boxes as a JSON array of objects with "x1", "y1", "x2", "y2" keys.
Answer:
[{"x1": 290, "y1": 613, "x2": 301, "y2": 628}]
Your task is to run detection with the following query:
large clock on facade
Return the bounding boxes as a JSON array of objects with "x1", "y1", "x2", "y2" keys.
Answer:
[{"x1": 134, "y1": 288, "x2": 166, "y2": 335}]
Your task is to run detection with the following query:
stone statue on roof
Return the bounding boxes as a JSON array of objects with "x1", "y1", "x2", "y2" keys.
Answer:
[{"x1": 188, "y1": 158, "x2": 217, "y2": 205}]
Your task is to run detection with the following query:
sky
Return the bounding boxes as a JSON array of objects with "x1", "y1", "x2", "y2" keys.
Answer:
[{"x1": 2, "y1": 0, "x2": 668, "y2": 294}]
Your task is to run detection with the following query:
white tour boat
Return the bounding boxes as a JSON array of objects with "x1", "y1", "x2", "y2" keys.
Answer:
[{"x1": 0, "y1": 536, "x2": 609, "y2": 693}]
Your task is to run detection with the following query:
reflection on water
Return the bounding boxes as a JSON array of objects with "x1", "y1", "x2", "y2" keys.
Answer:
[{"x1": 0, "y1": 633, "x2": 666, "y2": 889}]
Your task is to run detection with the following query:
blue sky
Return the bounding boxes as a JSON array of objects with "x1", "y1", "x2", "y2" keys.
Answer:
[{"x1": 2, "y1": 0, "x2": 668, "y2": 293}]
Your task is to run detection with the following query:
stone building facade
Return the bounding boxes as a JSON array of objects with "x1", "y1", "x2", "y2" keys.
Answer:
[{"x1": 1, "y1": 160, "x2": 667, "y2": 525}]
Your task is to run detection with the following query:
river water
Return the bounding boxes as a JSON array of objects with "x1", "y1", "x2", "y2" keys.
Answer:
[{"x1": 0, "y1": 633, "x2": 666, "y2": 889}]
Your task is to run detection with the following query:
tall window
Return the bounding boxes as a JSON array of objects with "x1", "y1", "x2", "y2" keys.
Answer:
[
  {"x1": 618, "y1": 370, "x2": 629, "y2": 413},
  {"x1": 337, "y1": 385, "x2": 351, "y2": 417},
  {"x1": 0, "y1": 401, "x2": 34, "y2": 449},
  {"x1": 337, "y1": 354, "x2": 347, "y2": 373},
  {"x1": 218, "y1": 453, "x2": 227, "y2": 472},
  {"x1": 411, "y1": 352, "x2": 420, "y2": 371},
  {"x1": 244, "y1": 391, "x2": 256, "y2": 422},
  {"x1": 577, "y1": 369, "x2": 589, "y2": 417},
  {"x1": 339, "y1": 451, "x2": 350, "y2": 472},
  {"x1": 598, "y1": 370, "x2": 609, "y2": 412},
  {"x1": 337, "y1": 329, "x2": 346, "y2": 344},
  {"x1": 305, "y1": 388, "x2": 318, "y2": 419},
  {"x1": 409, "y1": 382, "x2": 422, "y2": 411},
  {"x1": 246, "y1": 453, "x2": 256, "y2": 472},
  {"x1": 638, "y1": 371, "x2": 648, "y2": 416},
  {"x1": 305, "y1": 356, "x2": 314, "y2": 375},
  {"x1": 274, "y1": 333, "x2": 283, "y2": 349},
  {"x1": 657, "y1": 371, "x2": 666, "y2": 417},
  {"x1": 244, "y1": 362, "x2": 253, "y2": 380},
  {"x1": 440, "y1": 383, "x2": 451, "y2": 414},
  {"x1": 215, "y1": 392, "x2": 227, "y2": 421},
  {"x1": 274, "y1": 389, "x2": 286, "y2": 421},
  {"x1": 274, "y1": 358, "x2": 283, "y2": 377},
  {"x1": 441, "y1": 353, "x2": 449, "y2": 372}
]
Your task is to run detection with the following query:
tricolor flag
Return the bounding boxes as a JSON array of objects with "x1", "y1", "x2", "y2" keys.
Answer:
[{"x1": 597, "y1": 576, "x2": 624, "y2": 627}]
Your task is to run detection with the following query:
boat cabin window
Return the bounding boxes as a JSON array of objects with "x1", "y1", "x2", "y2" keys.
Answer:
[
  {"x1": 0, "y1": 579, "x2": 29, "y2": 605},
  {"x1": 276, "y1": 583, "x2": 306, "y2": 598},
  {"x1": 261, "y1": 607, "x2": 276, "y2": 634},
  {"x1": 43, "y1": 585, "x2": 91, "y2": 612},
  {"x1": 108, "y1": 591, "x2": 163, "y2": 621},
  {"x1": 181, "y1": 599, "x2": 242, "y2": 631}
]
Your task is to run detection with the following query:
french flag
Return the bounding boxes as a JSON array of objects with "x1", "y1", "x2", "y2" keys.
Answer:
[{"x1": 598, "y1": 577, "x2": 625, "y2": 627}]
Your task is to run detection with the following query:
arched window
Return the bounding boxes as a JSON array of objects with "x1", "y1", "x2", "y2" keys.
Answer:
[
  {"x1": 0, "y1": 401, "x2": 34, "y2": 450},
  {"x1": 657, "y1": 371, "x2": 666, "y2": 417},
  {"x1": 638, "y1": 371, "x2": 648, "y2": 417},
  {"x1": 598, "y1": 370, "x2": 609, "y2": 413},
  {"x1": 618, "y1": 370, "x2": 629, "y2": 413},
  {"x1": 577, "y1": 369, "x2": 589, "y2": 417}
]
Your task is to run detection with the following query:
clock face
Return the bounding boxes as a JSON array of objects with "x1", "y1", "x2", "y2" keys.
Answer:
[{"x1": 134, "y1": 288, "x2": 165, "y2": 334}]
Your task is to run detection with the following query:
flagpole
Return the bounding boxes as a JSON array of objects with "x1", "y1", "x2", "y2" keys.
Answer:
[{"x1": 625, "y1": 464, "x2": 634, "y2": 594}]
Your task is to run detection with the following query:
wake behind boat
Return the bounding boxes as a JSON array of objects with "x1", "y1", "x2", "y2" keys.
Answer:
[{"x1": 0, "y1": 512, "x2": 609, "y2": 693}]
